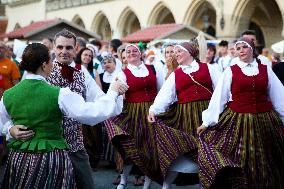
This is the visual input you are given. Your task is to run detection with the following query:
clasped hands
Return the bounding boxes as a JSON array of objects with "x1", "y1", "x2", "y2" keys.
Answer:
[{"x1": 111, "y1": 78, "x2": 129, "y2": 95}]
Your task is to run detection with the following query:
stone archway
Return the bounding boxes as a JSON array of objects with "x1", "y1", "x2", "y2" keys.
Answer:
[
  {"x1": 72, "y1": 15, "x2": 85, "y2": 28},
  {"x1": 91, "y1": 11, "x2": 112, "y2": 40},
  {"x1": 117, "y1": 7, "x2": 141, "y2": 37},
  {"x1": 183, "y1": 0, "x2": 217, "y2": 37},
  {"x1": 232, "y1": 0, "x2": 283, "y2": 47},
  {"x1": 147, "y1": 1, "x2": 175, "y2": 26}
]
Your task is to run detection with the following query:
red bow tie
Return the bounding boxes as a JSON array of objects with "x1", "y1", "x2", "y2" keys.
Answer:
[{"x1": 56, "y1": 62, "x2": 79, "y2": 82}]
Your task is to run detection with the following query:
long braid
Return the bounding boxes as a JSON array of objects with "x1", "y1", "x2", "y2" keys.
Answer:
[{"x1": 256, "y1": 57, "x2": 261, "y2": 64}]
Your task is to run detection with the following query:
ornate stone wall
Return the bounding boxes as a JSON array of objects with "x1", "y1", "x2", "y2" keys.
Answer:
[
  {"x1": 46, "y1": 0, "x2": 107, "y2": 11},
  {"x1": 7, "y1": 0, "x2": 41, "y2": 7}
]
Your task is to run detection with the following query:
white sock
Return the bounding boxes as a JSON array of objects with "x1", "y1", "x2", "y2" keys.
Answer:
[
  {"x1": 162, "y1": 171, "x2": 178, "y2": 189},
  {"x1": 142, "y1": 176, "x2": 152, "y2": 189},
  {"x1": 119, "y1": 164, "x2": 133, "y2": 186}
]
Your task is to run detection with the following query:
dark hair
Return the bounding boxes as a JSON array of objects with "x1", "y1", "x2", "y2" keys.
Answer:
[
  {"x1": 241, "y1": 30, "x2": 256, "y2": 37},
  {"x1": 19, "y1": 43, "x2": 50, "y2": 73},
  {"x1": 89, "y1": 39, "x2": 102, "y2": 50},
  {"x1": 75, "y1": 47, "x2": 94, "y2": 74},
  {"x1": 54, "y1": 29, "x2": 76, "y2": 46},
  {"x1": 76, "y1": 37, "x2": 87, "y2": 48},
  {"x1": 218, "y1": 40, "x2": 228, "y2": 47},
  {"x1": 207, "y1": 43, "x2": 216, "y2": 64},
  {"x1": 207, "y1": 43, "x2": 216, "y2": 54},
  {"x1": 109, "y1": 39, "x2": 122, "y2": 52}
]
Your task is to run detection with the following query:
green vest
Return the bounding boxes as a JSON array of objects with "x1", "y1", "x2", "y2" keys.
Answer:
[{"x1": 3, "y1": 79, "x2": 69, "y2": 152}]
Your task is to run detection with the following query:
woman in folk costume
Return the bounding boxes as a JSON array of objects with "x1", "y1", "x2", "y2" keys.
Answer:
[
  {"x1": 149, "y1": 41, "x2": 220, "y2": 134},
  {"x1": 105, "y1": 44, "x2": 197, "y2": 189},
  {"x1": 0, "y1": 43, "x2": 128, "y2": 189},
  {"x1": 147, "y1": 41, "x2": 220, "y2": 188},
  {"x1": 197, "y1": 37, "x2": 284, "y2": 189}
]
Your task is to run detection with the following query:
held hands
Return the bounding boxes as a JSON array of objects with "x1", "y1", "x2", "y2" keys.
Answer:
[
  {"x1": 197, "y1": 125, "x2": 207, "y2": 136},
  {"x1": 9, "y1": 125, "x2": 35, "y2": 140},
  {"x1": 111, "y1": 78, "x2": 129, "y2": 95},
  {"x1": 147, "y1": 112, "x2": 156, "y2": 123}
]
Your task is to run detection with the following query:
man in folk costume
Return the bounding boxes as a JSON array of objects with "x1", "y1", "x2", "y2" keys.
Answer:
[{"x1": 3, "y1": 29, "x2": 126, "y2": 189}]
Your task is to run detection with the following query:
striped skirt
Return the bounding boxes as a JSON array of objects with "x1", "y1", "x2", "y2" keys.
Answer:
[
  {"x1": 104, "y1": 102, "x2": 198, "y2": 184},
  {"x1": 2, "y1": 149, "x2": 75, "y2": 189},
  {"x1": 157, "y1": 100, "x2": 209, "y2": 136},
  {"x1": 198, "y1": 108, "x2": 284, "y2": 189}
]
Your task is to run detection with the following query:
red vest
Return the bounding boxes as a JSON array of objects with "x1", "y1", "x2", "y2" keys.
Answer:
[
  {"x1": 124, "y1": 64, "x2": 157, "y2": 103},
  {"x1": 228, "y1": 64, "x2": 272, "y2": 113},
  {"x1": 175, "y1": 63, "x2": 213, "y2": 103}
]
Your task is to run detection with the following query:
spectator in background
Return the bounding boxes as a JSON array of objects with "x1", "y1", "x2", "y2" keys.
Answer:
[
  {"x1": 117, "y1": 43, "x2": 129, "y2": 70},
  {"x1": 75, "y1": 47, "x2": 102, "y2": 88},
  {"x1": 261, "y1": 47, "x2": 272, "y2": 61},
  {"x1": 90, "y1": 39, "x2": 103, "y2": 62},
  {"x1": 109, "y1": 39, "x2": 122, "y2": 59},
  {"x1": 271, "y1": 52, "x2": 281, "y2": 66},
  {"x1": 87, "y1": 43, "x2": 104, "y2": 74},
  {"x1": 220, "y1": 41, "x2": 237, "y2": 71},
  {"x1": 272, "y1": 52, "x2": 284, "y2": 85},
  {"x1": 217, "y1": 40, "x2": 230, "y2": 71},
  {"x1": 108, "y1": 39, "x2": 123, "y2": 72},
  {"x1": 0, "y1": 43, "x2": 21, "y2": 94},
  {"x1": 163, "y1": 43, "x2": 178, "y2": 80},
  {"x1": 13, "y1": 39, "x2": 27, "y2": 77},
  {"x1": 42, "y1": 37, "x2": 55, "y2": 61},
  {"x1": 145, "y1": 50, "x2": 156, "y2": 65},
  {"x1": 205, "y1": 43, "x2": 217, "y2": 64},
  {"x1": 75, "y1": 36, "x2": 87, "y2": 54}
]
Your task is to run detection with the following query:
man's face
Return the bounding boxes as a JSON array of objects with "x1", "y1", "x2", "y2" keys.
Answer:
[
  {"x1": 219, "y1": 46, "x2": 228, "y2": 56},
  {"x1": 54, "y1": 36, "x2": 76, "y2": 65}
]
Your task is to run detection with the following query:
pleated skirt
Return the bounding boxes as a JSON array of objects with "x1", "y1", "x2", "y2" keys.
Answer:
[
  {"x1": 2, "y1": 149, "x2": 75, "y2": 189},
  {"x1": 104, "y1": 101, "x2": 198, "y2": 184},
  {"x1": 158, "y1": 101, "x2": 210, "y2": 136},
  {"x1": 198, "y1": 108, "x2": 284, "y2": 189}
]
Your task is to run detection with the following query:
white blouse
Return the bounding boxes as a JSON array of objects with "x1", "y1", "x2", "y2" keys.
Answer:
[
  {"x1": 22, "y1": 61, "x2": 106, "y2": 101},
  {"x1": 103, "y1": 70, "x2": 119, "y2": 84},
  {"x1": 149, "y1": 60, "x2": 221, "y2": 115},
  {"x1": 1, "y1": 73, "x2": 123, "y2": 139},
  {"x1": 116, "y1": 62, "x2": 165, "y2": 91},
  {"x1": 202, "y1": 60, "x2": 284, "y2": 127}
]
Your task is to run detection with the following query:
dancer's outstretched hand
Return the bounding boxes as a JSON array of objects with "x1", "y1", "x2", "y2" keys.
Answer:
[
  {"x1": 197, "y1": 125, "x2": 207, "y2": 136},
  {"x1": 147, "y1": 112, "x2": 156, "y2": 123},
  {"x1": 10, "y1": 125, "x2": 35, "y2": 140}
]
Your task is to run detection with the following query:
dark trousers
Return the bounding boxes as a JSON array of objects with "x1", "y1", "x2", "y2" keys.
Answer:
[{"x1": 69, "y1": 150, "x2": 95, "y2": 189}]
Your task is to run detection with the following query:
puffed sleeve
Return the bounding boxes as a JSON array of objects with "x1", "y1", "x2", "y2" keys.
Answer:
[
  {"x1": 149, "y1": 72, "x2": 177, "y2": 115},
  {"x1": 59, "y1": 87, "x2": 121, "y2": 126},
  {"x1": 267, "y1": 66, "x2": 284, "y2": 123},
  {"x1": 202, "y1": 68, "x2": 232, "y2": 127}
]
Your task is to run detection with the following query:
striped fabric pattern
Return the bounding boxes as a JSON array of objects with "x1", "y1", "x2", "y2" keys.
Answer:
[
  {"x1": 104, "y1": 102, "x2": 198, "y2": 184},
  {"x1": 157, "y1": 101, "x2": 210, "y2": 136},
  {"x1": 2, "y1": 149, "x2": 75, "y2": 189},
  {"x1": 198, "y1": 108, "x2": 284, "y2": 189}
]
